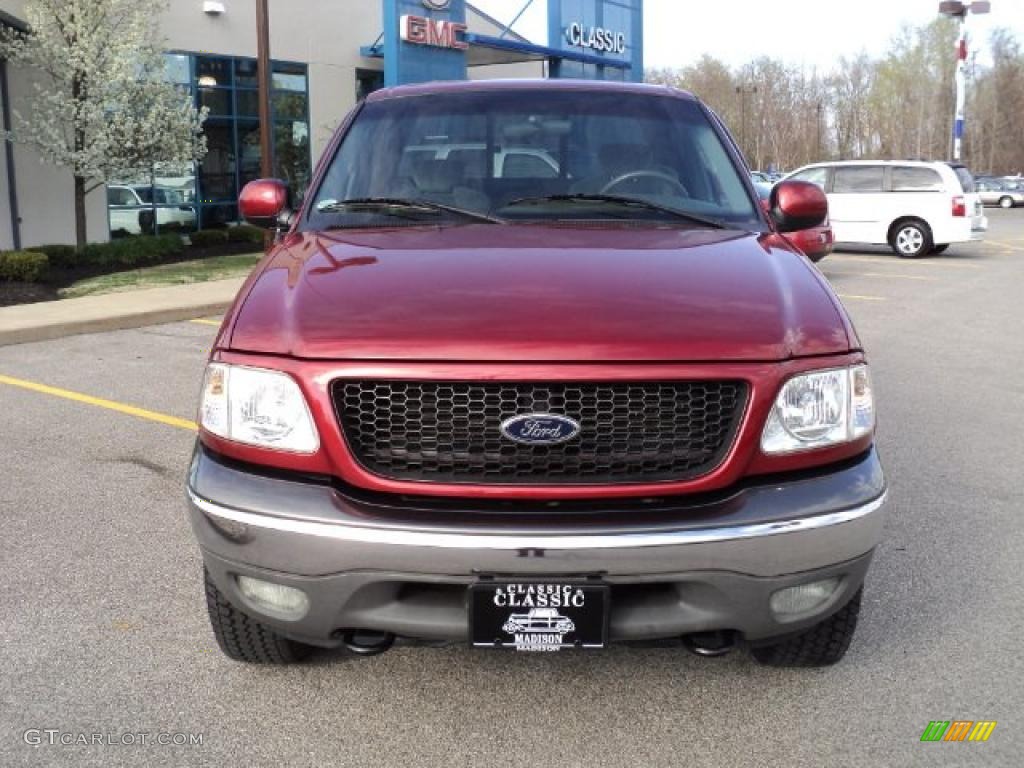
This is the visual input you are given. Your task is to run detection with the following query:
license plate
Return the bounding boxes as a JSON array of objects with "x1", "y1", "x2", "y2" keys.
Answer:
[{"x1": 469, "y1": 581, "x2": 609, "y2": 651}]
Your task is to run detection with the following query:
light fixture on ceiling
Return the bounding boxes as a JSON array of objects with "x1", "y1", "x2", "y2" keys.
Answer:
[
  {"x1": 198, "y1": 75, "x2": 218, "y2": 87},
  {"x1": 203, "y1": 1, "x2": 226, "y2": 16}
]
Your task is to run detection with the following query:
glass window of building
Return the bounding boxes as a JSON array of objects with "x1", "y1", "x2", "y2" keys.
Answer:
[{"x1": 107, "y1": 52, "x2": 311, "y2": 236}]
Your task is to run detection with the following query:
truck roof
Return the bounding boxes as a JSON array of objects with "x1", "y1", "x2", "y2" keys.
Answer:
[{"x1": 365, "y1": 78, "x2": 696, "y2": 103}]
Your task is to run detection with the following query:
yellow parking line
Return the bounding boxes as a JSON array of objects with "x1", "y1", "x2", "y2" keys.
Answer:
[
  {"x1": 838, "y1": 293, "x2": 886, "y2": 302},
  {"x1": 0, "y1": 373, "x2": 197, "y2": 432},
  {"x1": 830, "y1": 255, "x2": 981, "y2": 270},
  {"x1": 189, "y1": 318, "x2": 222, "y2": 327}
]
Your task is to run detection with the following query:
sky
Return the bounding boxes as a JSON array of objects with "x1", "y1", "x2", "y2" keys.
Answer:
[{"x1": 471, "y1": 0, "x2": 1024, "y2": 72}]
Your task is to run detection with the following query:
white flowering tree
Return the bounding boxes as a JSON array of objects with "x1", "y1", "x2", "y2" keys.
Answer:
[{"x1": 0, "y1": 0, "x2": 207, "y2": 250}]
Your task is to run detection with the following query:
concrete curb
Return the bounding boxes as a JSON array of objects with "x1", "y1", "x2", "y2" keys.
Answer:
[{"x1": 0, "y1": 277, "x2": 246, "y2": 347}]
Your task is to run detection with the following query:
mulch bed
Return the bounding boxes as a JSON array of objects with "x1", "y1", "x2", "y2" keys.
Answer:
[
  {"x1": 0, "y1": 282, "x2": 59, "y2": 307},
  {"x1": 0, "y1": 241, "x2": 262, "y2": 308}
]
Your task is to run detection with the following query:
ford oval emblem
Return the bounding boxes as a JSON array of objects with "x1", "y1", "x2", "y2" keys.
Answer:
[
  {"x1": 422, "y1": 0, "x2": 451, "y2": 10},
  {"x1": 500, "y1": 413, "x2": 581, "y2": 445}
]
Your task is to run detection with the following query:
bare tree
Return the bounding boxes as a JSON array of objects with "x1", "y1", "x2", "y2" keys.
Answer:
[{"x1": 646, "y1": 20, "x2": 1021, "y2": 174}]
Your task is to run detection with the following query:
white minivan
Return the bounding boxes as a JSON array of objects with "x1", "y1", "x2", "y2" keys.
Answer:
[{"x1": 783, "y1": 160, "x2": 987, "y2": 257}]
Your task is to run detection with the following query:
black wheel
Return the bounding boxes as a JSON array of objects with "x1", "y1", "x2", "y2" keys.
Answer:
[
  {"x1": 889, "y1": 220, "x2": 932, "y2": 258},
  {"x1": 930, "y1": 244, "x2": 950, "y2": 255},
  {"x1": 999, "y1": 196, "x2": 1014, "y2": 209},
  {"x1": 204, "y1": 568, "x2": 312, "y2": 663},
  {"x1": 751, "y1": 589, "x2": 862, "y2": 667}
]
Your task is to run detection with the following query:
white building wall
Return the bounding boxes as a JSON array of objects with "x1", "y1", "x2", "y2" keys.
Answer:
[
  {"x1": 2, "y1": 61, "x2": 109, "y2": 247},
  {"x1": 469, "y1": 61, "x2": 545, "y2": 80},
  {"x1": 2, "y1": 0, "x2": 109, "y2": 247}
]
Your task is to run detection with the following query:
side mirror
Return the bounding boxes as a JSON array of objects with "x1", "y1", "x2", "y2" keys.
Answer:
[
  {"x1": 769, "y1": 180, "x2": 828, "y2": 233},
  {"x1": 239, "y1": 179, "x2": 291, "y2": 230}
]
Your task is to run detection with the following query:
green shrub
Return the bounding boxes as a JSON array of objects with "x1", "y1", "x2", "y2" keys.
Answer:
[
  {"x1": 28, "y1": 244, "x2": 77, "y2": 269},
  {"x1": 226, "y1": 224, "x2": 265, "y2": 245},
  {"x1": 19, "y1": 235, "x2": 186, "y2": 273},
  {"x1": 189, "y1": 229, "x2": 229, "y2": 247},
  {"x1": 0, "y1": 250, "x2": 49, "y2": 282},
  {"x1": 80, "y1": 234, "x2": 185, "y2": 268},
  {"x1": 143, "y1": 233, "x2": 186, "y2": 261}
]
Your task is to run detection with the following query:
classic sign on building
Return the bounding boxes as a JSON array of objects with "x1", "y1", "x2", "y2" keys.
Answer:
[
  {"x1": 548, "y1": 0, "x2": 642, "y2": 81},
  {"x1": 565, "y1": 21, "x2": 626, "y2": 54}
]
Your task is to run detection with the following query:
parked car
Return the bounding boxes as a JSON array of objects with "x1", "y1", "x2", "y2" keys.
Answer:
[
  {"x1": 189, "y1": 79, "x2": 885, "y2": 668},
  {"x1": 108, "y1": 185, "x2": 196, "y2": 234},
  {"x1": 753, "y1": 181, "x2": 833, "y2": 262},
  {"x1": 783, "y1": 160, "x2": 987, "y2": 257},
  {"x1": 976, "y1": 178, "x2": 1024, "y2": 209}
]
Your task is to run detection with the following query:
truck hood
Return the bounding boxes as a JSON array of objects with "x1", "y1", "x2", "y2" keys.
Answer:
[{"x1": 229, "y1": 224, "x2": 851, "y2": 362}]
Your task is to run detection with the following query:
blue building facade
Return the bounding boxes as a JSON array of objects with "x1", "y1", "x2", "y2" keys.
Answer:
[{"x1": 365, "y1": 0, "x2": 644, "y2": 86}]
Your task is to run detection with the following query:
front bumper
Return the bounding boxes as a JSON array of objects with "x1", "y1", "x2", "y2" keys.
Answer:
[{"x1": 188, "y1": 445, "x2": 887, "y2": 647}]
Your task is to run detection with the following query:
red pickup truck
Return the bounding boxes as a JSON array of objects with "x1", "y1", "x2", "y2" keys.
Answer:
[{"x1": 188, "y1": 80, "x2": 885, "y2": 666}]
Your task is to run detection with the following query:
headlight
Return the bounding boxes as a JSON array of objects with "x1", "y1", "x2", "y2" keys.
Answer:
[
  {"x1": 761, "y1": 365, "x2": 874, "y2": 454},
  {"x1": 199, "y1": 363, "x2": 319, "y2": 454}
]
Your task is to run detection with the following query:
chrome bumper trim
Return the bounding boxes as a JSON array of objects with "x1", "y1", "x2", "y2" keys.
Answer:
[{"x1": 188, "y1": 487, "x2": 887, "y2": 552}]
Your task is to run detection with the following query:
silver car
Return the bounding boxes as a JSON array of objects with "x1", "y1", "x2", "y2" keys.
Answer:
[{"x1": 977, "y1": 179, "x2": 1024, "y2": 209}]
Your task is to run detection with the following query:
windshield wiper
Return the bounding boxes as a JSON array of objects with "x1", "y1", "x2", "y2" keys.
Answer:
[
  {"x1": 504, "y1": 194, "x2": 731, "y2": 229},
  {"x1": 315, "y1": 197, "x2": 505, "y2": 224}
]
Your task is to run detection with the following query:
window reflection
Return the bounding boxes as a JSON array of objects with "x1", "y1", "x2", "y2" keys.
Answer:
[
  {"x1": 109, "y1": 53, "x2": 310, "y2": 233},
  {"x1": 237, "y1": 121, "x2": 263, "y2": 189},
  {"x1": 272, "y1": 62, "x2": 307, "y2": 92},
  {"x1": 199, "y1": 122, "x2": 237, "y2": 202},
  {"x1": 274, "y1": 121, "x2": 311, "y2": 204}
]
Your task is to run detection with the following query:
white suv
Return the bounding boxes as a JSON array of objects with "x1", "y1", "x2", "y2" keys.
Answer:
[
  {"x1": 783, "y1": 160, "x2": 987, "y2": 257},
  {"x1": 108, "y1": 185, "x2": 196, "y2": 235}
]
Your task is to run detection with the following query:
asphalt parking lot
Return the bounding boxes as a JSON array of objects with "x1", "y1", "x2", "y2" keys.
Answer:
[{"x1": 2, "y1": 210, "x2": 1023, "y2": 767}]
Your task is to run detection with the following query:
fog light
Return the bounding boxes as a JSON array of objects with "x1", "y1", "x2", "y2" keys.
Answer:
[
  {"x1": 769, "y1": 578, "x2": 841, "y2": 616},
  {"x1": 236, "y1": 576, "x2": 310, "y2": 620}
]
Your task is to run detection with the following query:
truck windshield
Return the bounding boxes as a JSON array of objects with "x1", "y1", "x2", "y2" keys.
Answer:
[{"x1": 309, "y1": 89, "x2": 760, "y2": 230}]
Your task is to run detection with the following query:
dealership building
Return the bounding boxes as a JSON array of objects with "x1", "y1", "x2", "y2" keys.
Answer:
[{"x1": 0, "y1": 0, "x2": 643, "y2": 250}]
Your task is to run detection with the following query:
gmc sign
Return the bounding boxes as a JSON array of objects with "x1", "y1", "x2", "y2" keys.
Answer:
[{"x1": 400, "y1": 14, "x2": 468, "y2": 50}]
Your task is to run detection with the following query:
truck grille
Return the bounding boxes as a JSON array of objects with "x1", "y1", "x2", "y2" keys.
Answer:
[{"x1": 333, "y1": 380, "x2": 748, "y2": 485}]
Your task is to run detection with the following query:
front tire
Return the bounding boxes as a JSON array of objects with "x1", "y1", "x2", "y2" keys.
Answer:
[
  {"x1": 999, "y1": 196, "x2": 1014, "y2": 209},
  {"x1": 204, "y1": 568, "x2": 312, "y2": 664},
  {"x1": 751, "y1": 589, "x2": 862, "y2": 667},
  {"x1": 890, "y1": 220, "x2": 932, "y2": 258}
]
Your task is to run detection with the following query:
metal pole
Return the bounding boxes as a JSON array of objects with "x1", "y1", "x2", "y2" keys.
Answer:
[
  {"x1": 741, "y1": 91, "x2": 746, "y2": 156},
  {"x1": 953, "y1": 15, "x2": 967, "y2": 161},
  {"x1": 257, "y1": 0, "x2": 273, "y2": 179},
  {"x1": 736, "y1": 86, "x2": 746, "y2": 158},
  {"x1": 150, "y1": 163, "x2": 158, "y2": 235},
  {"x1": 816, "y1": 102, "x2": 823, "y2": 159}
]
